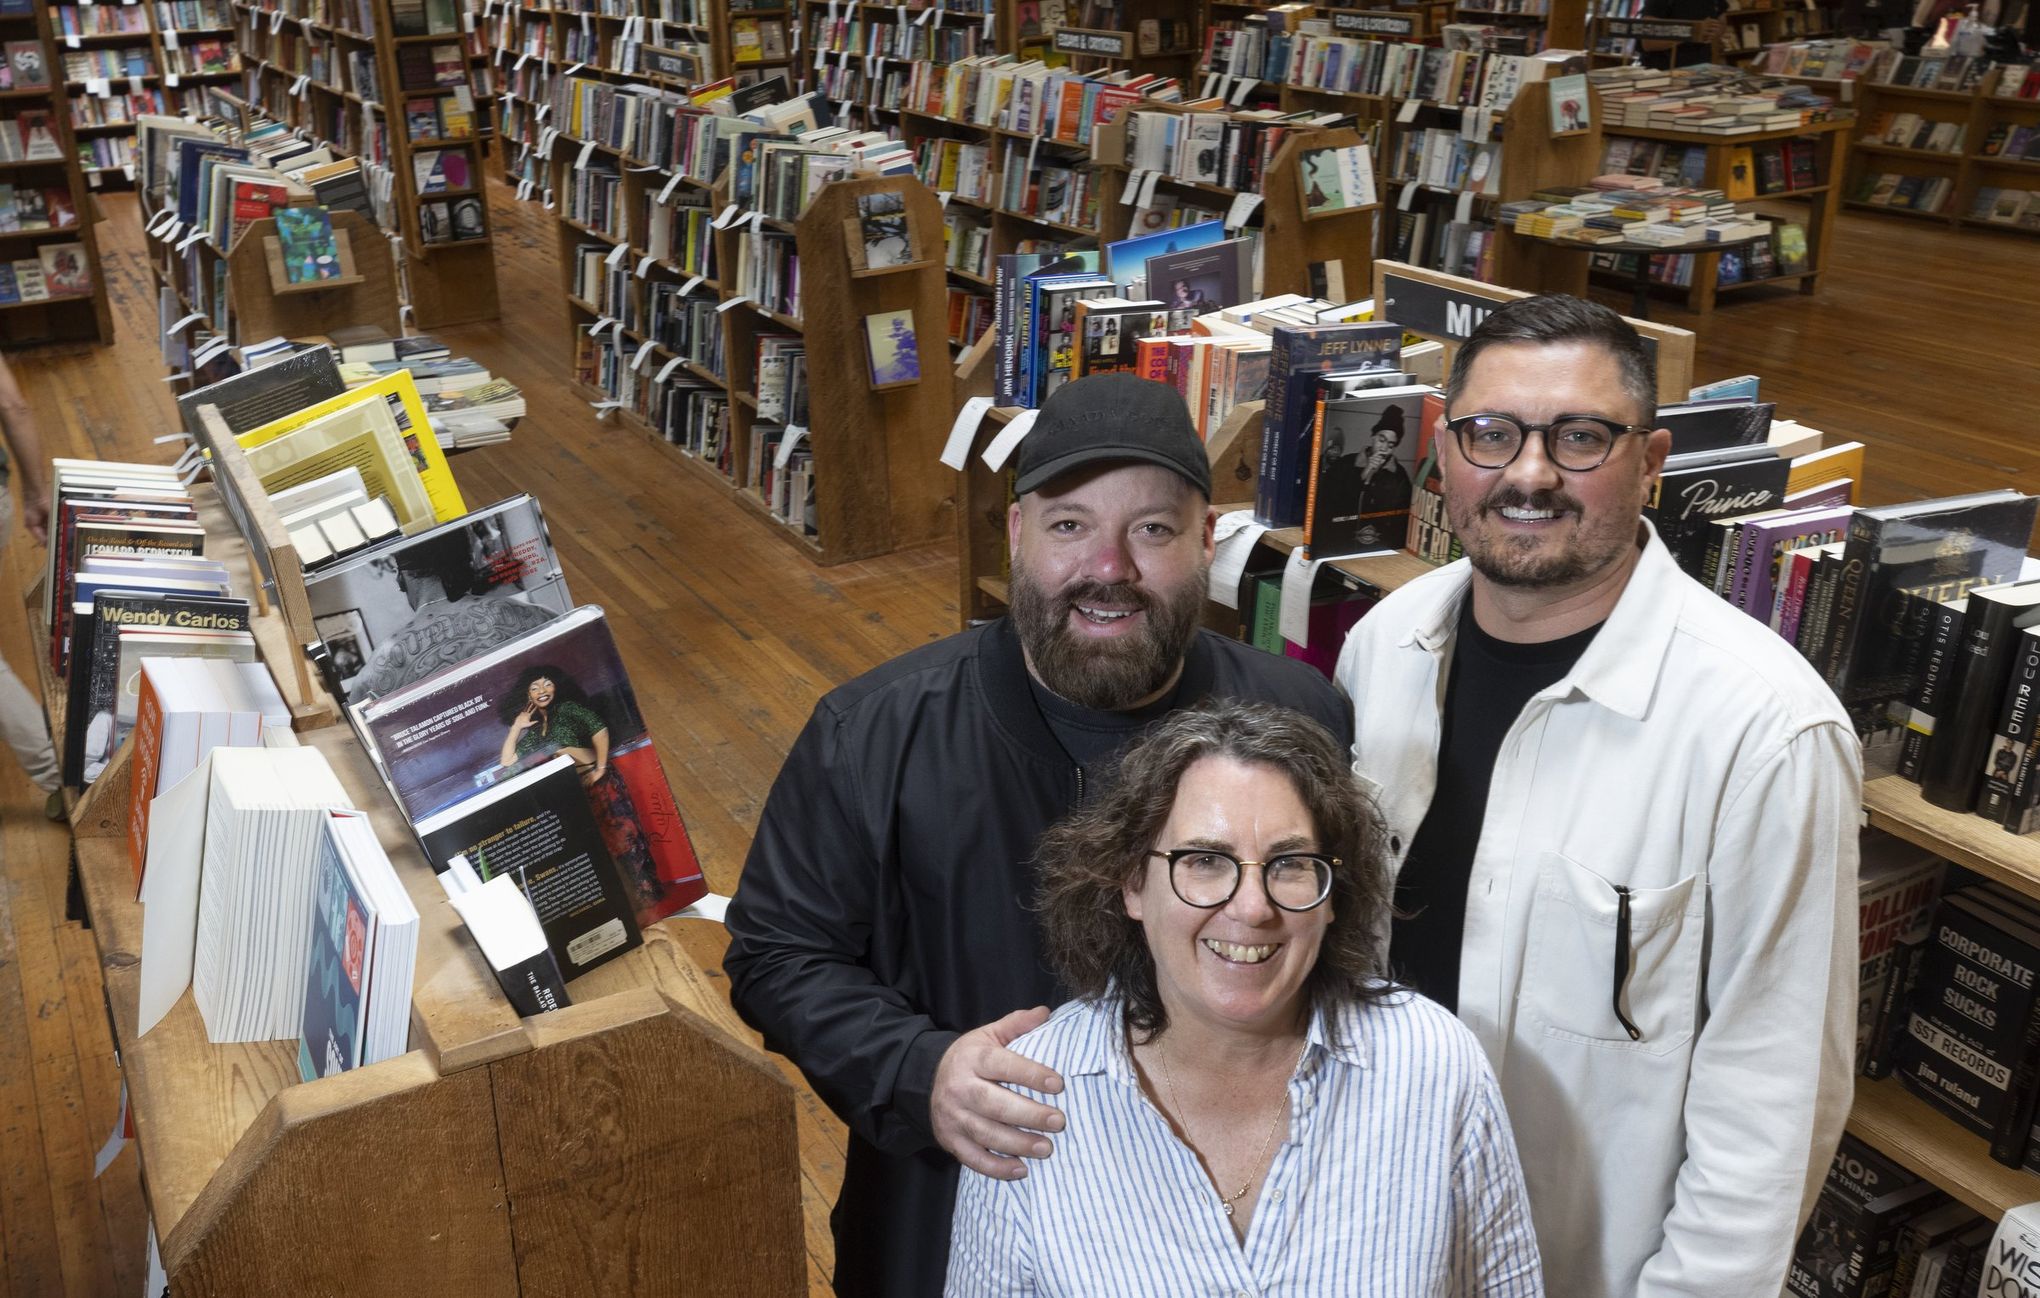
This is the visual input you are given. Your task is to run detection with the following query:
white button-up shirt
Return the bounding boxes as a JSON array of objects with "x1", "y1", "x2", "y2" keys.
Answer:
[
  {"x1": 946, "y1": 992, "x2": 1543, "y2": 1296},
  {"x1": 1333, "y1": 523, "x2": 1860, "y2": 1298}
]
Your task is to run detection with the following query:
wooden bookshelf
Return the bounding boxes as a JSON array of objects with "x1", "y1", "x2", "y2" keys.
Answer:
[
  {"x1": 547, "y1": 122, "x2": 956, "y2": 564},
  {"x1": 0, "y1": 0, "x2": 113, "y2": 345},
  {"x1": 1592, "y1": 114, "x2": 1849, "y2": 312},
  {"x1": 231, "y1": 0, "x2": 500, "y2": 326},
  {"x1": 28, "y1": 415, "x2": 805, "y2": 1293},
  {"x1": 490, "y1": 0, "x2": 725, "y2": 198}
]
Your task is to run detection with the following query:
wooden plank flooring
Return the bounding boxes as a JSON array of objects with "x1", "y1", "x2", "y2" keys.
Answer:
[{"x1": 0, "y1": 178, "x2": 2033, "y2": 1297}]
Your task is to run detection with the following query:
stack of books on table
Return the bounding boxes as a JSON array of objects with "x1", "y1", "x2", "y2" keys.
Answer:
[{"x1": 323, "y1": 325, "x2": 525, "y2": 448}]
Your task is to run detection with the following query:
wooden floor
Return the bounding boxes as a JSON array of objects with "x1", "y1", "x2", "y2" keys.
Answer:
[{"x1": 0, "y1": 177, "x2": 2033, "y2": 1297}]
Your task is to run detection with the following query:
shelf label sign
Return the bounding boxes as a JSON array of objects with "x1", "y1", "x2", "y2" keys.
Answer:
[
  {"x1": 1331, "y1": 11, "x2": 1417, "y2": 36},
  {"x1": 1051, "y1": 27, "x2": 1132, "y2": 58},
  {"x1": 640, "y1": 43, "x2": 702, "y2": 85},
  {"x1": 1600, "y1": 16, "x2": 1700, "y2": 39},
  {"x1": 1381, "y1": 269, "x2": 1659, "y2": 360}
]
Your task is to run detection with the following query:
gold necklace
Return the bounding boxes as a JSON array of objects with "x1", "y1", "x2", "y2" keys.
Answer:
[{"x1": 1153, "y1": 1036, "x2": 1308, "y2": 1217}]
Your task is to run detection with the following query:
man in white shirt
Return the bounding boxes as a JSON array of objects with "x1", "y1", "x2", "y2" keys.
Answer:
[{"x1": 1333, "y1": 294, "x2": 1859, "y2": 1297}]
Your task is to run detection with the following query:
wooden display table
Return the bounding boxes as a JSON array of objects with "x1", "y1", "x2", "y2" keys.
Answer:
[
  {"x1": 35, "y1": 423, "x2": 805, "y2": 1295},
  {"x1": 1597, "y1": 117, "x2": 1852, "y2": 312},
  {"x1": 1514, "y1": 228, "x2": 1771, "y2": 319}
]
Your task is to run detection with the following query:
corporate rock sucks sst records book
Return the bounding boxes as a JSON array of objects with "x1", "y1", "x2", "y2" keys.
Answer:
[
  {"x1": 359, "y1": 606, "x2": 707, "y2": 971},
  {"x1": 305, "y1": 494, "x2": 571, "y2": 706}
]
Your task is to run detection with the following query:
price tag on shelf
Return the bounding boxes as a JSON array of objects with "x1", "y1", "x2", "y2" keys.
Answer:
[
  {"x1": 714, "y1": 295, "x2": 751, "y2": 313},
  {"x1": 980, "y1": 408, "x2": 1037, "y2": 473},
  {"x1": 64, "y1": 33, "x2": 79, "y2": 48},
  {"x1": 1397, "y1": 98, "x2": 1421, "y2": 124},
  {"x1": 590, "y1": 401, "x2": 622, "y2": 419},
  {"x1": 603, "y1": 240, "x2": 627, "y2": 267},
  {"x1": 85, "y1": 77, "x2": 110, "y2": 98},
  {"x1": 291, "y1": 74, "x2": 309, "y2": 96},
  {"x1": 590, "y1": 316, "x2": 615, "y2": 335},
  {"x1": 177, "y1": 228, "x2": 208, "y2": 255},
  {"x1": 748, "y1": 211, "x2": 765, "y2": 232},
  {"x1": 152, "y1": 431, "x2": 194, "y2": 445},
  {"x1": 575, "y1": 139, "x2": 596, "y2": 170},
  {"x1": 517, "y1": 179, "x2": 533, "y2": 201},
  {"x1": 654, "y1": 355, "x2": 684, "y2": 383},
  {"x1": 1136, "y1": 169, "x2": 1161, "y2": 208},
  {"x1": 164, "y1": 72, "x2": 178, "y2": 86},
  {"x1": 657, "y1": 172, "x2": 684, "y2": 203},
  {"x1": 514, "y1": 52, "x2": 530, "y2": 72},
  {"x1": 563, "y1": 61, "x2": 584, "y2": 78},
  {"x1": 541, "y1": 188, "x2": 555, "y2": 210},
  {"x1": 269, "y1": 6, "x2": 283, "y2": 30},
  {"x1": 1229, "y1": 77, "x2": 1258, "y2": 106},
  {"x1": 679, "y1": 275, "x2": 703, "y2": 295},
  {"x1": 939, "y1": 395, "x2": 994, "y2": 470},
  {"x1": 1278, "y1": 548, "x2": 1334, "y2": 648},
  {"x1": 936, "y1": 190, "x2": 951, "y2": 209},
  {"x1": 631, "y1": 342, "x2": 657, "y2": 372},
  {"x1": 167, "y1": 311, "x2": 205, "y2": 335},
  {"x1": 774, "y1": 426, "x2": 809, "y2": 470},
  {"x1": 982, "y1": 8, "x2": 993, "y2": 37},
  {"x1": 1455, "y1": 191, "x2": 1475, "y2": 225},
  {"x1": 1224, "y1": 192, "x2": 1261, "y2": 232},
  {"x1": 1118, "y1": 168, "x2": 1145, "y2": 206},
  {"x1": 710, "y1": 202, "x2": 739, "y2": 228},
  {"x1": 634, "y1": 253, "x2": 654, "y2": 277},
  {"x1": 916, "y1": 4, "x2": 934, "y2": 22}
]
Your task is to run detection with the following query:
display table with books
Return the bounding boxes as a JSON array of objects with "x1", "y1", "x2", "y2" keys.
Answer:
[
  {"x1": 33, "y1": 376, "x2": 802, "y2": 1289},
  {"x1": 1511, "y1": 225, "x2": 1770, "y2": 318}
]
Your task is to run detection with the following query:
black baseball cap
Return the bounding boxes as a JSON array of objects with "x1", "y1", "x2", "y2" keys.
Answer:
[{"x1": 1013, "y1": 373, "x2": 1212, "y2": 499}]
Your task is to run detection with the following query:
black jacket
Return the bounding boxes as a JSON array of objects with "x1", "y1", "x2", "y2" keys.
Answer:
[{"x1": 724, "y1": 615, "x2": 1350, "y2": 1297}]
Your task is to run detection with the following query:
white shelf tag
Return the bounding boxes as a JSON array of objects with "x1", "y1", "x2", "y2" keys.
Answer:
[
  {"x1": 980, "y1": 408, "x2": 1037, "y2": 472},
  {"x1": 774, "y1": 425, "x2": 809, "y2": 469},
  {"x1": 575, "y1": 139, "x2": 596, "y2": 170},
  {"x1": 634, "y1": 253, "x2": 654, "y2": 277},
  {"x1": 1224, "y1": 192, "x2": 1261, "y2": 232},
  {"x1": 940, "y1": 395, "x2": 993, "y2": 470},
  {"x1": 604, "y1": 241, "x2": 627, "y2": 267},
  {"x1": 714, "y1": 295, "x2": 751, "y2": 313}
]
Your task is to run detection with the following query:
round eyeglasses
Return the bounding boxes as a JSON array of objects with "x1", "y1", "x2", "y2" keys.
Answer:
[
  {"x1": 1445, "y1": 413, "x2": 1652, "y2": 472},
  {"x1": 1147, "y1": 849, "x2": 1337, "y2": 912}
]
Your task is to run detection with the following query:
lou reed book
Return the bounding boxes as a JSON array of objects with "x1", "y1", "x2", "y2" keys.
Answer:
[
  {"x1": 1304, "y1": 379, "x2": 1431, "y2": 556},
  {"x1": 1920, "y1": 580, "x2": 2040, "y2": 812},
  {"x1": 360, "y1": 605, "x2": 708, "y2": 927}
]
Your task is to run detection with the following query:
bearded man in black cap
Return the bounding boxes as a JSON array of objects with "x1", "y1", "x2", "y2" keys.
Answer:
[{"x1": 726, "y1": 373, "x2": 1348, "y2": 1297}]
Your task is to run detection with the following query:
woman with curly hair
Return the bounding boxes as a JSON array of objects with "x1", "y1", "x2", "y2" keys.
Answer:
[{"x1": 945, "y1": 701, "x2": 1541, "y2": 1297}]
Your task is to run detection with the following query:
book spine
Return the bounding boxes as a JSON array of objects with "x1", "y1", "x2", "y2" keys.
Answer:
[
  {"x1": 1979, "y1": 631, "x2": 2040, "y2": 824},
  {"x1": 126, "y1": 667, "x2": 165, "y2": 890},
  {"x1": 1701, "y1": 521, "x2": 1733, "y2": 597},
  {"x1": 1776, "y1": 550, "x2": 1814, "y2": 640},
  {"x1": 1798, "y1": 552, "x2": 1840, "y2": 664},
  {"x1": 1900, "y1": 899, "x2": 2040, "y2": 1139},
  {"x1": 1920, "y1": 596, "x2": 2020, "y2": 812},
  {"x1": 1865, "y1": 934, "x2": 1927, "y2": 1079},
  {"x1": 493, "y1": 950, "x2": 571, "y2": 1017},
  {"x1": 1255, "y1": 335, "x2": 1296, "y2": 525},
  {"x1": 1901, "y1": 598, "x2": 1964, "y2": 782},
  {"x1": 1820, "y1": 514, "x2": 1878, "y2": 687},
  {"x1": 993, "y1": 260, "x2": 1014, "y2": 404},
  {"x1": 1990, "y1": 988, "x2": 2040, "y2": 1165}
]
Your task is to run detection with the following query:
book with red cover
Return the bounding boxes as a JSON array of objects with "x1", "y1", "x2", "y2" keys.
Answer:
[{"x1": 228, "y1": 179, "x2": 287, "y2": 245}]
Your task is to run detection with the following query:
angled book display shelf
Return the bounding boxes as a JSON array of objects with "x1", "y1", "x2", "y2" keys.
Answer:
[{"x1": 34, "y1": 408, "x2": 803, "y2": 1295}]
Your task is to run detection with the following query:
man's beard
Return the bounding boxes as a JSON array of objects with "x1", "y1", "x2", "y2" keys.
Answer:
[
  {"x1": 1449, "y1": 482, "x2": 1629, "y2": 589},
  {"x1": 1009, "y1": 561, "x2": 1209, "y2": 710}
]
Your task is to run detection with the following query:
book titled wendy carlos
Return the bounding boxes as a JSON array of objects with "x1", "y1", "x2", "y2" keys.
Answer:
[{"x1": 359, "y1": 605, "x2": 708, "y2": 948}]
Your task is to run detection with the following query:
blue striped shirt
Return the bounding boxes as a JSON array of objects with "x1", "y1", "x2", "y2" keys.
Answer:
[{"x1": 946, "y1": 990, "x2": 1544, "y2": 1297}]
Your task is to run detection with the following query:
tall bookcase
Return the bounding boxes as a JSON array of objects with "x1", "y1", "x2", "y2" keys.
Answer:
[
  {"x1": 548, "y1": 131, "x2": 956, "y2": 564},
  {"x1": 0, "y1": 0, "x2": 113, "y2": 345},
  {"x1": 232, "y1": 0, "x2": 500, "y2": 326},
  {"x1": 50, "y1": 0, "x2": 243, "y2": 187},
  {"x1": 491, "y1": 0, "x2": 729, "y2": 196}
]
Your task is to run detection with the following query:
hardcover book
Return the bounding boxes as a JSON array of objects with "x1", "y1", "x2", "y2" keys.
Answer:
[
  {"x1": 1921, "y1": 580, "x2": 2040, "y2": 812},
  {"x1": 274, "y1": 206, "x2": 340, "y2": 283},
  {"x1": 1304, "y1": 380, "x2": 1432, "y2": 556},
  {"x1": 1644, "y1": 445, "x2": 1792, "y2": 582},
  {"x1": 358, "y1": 606, "x2": 708, "y2": 928},
  {"x1": 1257, "y1": 321, "x2": 1403, "y2": 529},
  {"x1": 414, "y1": 754, "x2": 642, "y2": 979},
  {"x1": 305, "y1": 494, "x2": 570, "y2": 706}
]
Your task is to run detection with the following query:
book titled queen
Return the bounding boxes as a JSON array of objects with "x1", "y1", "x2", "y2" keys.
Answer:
[{"x1": 361, "y1": 606, "x2": 708, "y2": 942}]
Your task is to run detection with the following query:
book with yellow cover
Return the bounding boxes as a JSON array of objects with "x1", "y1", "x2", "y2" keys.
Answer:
[
  {"x1": 243, "y1": 390, "x2": 436, "y2": 531},
  {"x1": 238, "y1": 371, "x2": 466, "y2": 526}
]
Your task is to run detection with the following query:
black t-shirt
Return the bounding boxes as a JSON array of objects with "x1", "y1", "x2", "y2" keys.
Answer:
[
  {"x1": 1638, "y1": 0, "x2": 1727, "y2": 69},
  {"x1": 1389, "y1": 602, "x2": 1601, "y2": 1011},
  {"x1": 1027, "y1": 668, "x2": 1187, "y2": 777}
]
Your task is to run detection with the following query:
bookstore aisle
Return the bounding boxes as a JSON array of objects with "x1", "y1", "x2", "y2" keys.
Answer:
[{"x1": 0, "y1": 170, "x2": 2037, "y2": 1297}]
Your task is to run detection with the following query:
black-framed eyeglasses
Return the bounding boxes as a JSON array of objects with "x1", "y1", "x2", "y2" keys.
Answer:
[
  {"x1": 1445, "y1": 413, "x2": 1652, "y2": 472},
  {"x1": 1147, "y1": 849, "x2": 1337, "y2": 912}
]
